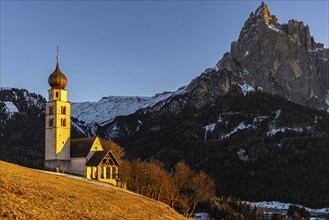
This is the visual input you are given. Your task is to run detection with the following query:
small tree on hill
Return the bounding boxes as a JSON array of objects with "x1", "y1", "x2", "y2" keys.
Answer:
[
  {"x1": 164, "y1": 161, "x2": 193, "y2": 208},
  {"x1": 183, "y1": 171, "x2": 216, "y2": 218},
  {"x1": 142, "y1": 160, "x2": 168, "y2": 200}
]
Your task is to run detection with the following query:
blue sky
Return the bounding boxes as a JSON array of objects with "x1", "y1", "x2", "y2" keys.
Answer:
[{"x1": 1, "y1": 1, "x2": 328, "y2": 102}]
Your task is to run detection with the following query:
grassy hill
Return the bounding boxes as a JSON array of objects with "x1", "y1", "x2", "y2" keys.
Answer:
[{"x1": 0, "y1": 161, "x2": 186, "y2": 220}]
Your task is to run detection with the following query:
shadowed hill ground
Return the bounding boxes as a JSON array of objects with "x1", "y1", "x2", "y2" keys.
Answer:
[{"x1": 0, "y1": 161, "x2": 186, "y2": 220}]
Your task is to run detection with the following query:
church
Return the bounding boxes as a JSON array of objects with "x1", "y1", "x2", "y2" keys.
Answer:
[{"x1": 44, "y1": 51, "x2": 121, "y2": 186}]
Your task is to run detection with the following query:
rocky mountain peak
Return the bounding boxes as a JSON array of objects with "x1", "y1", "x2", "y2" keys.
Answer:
[
  {"x1": 254, "y1": 2, "x2": 274, "y2": 25},
  {"x1": 179, "y1": 2, "x2": 329, "y2": 113},
  {"x1": 238, "y1": 2, "x2": 323, "y2": 51},
  {"x1": 248, "y1": 2, "x2": 280, "y2": 28}
]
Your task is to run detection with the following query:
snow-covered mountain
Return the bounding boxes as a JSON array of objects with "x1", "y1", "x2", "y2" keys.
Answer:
[
  {"x1": 71, "y1": 86, "x2": 189, "y2": 135},
  {"x1": 71, "y1": 92, "x2": 173, "y2": 127}
]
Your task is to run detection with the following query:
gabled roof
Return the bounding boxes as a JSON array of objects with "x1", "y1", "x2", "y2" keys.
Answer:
[
  {"x1": 97, "y1": 139, "x2": 121, "y2": 165},
  {"x1": 86, "y1": 150, "x2": 120, "y2": 167},
  {"x1": 70, "y1": 137, "x2": 96, "y2": 158},
  {"x1": 70, "y1": 136, "x2": 121, "y2": 166},
  {"x1": 85, "y1": 150, "x2": 108, "y2": 166}
]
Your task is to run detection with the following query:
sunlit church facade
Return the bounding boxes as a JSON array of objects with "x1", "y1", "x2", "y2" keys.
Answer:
[{"x1": 44, "y1": 51, "x2": 120, "y2": 186}]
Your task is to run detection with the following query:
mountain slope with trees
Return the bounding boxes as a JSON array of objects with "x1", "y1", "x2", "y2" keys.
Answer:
[{"x1": 108, "y1": 91, "x2": 329, "y2": 208}]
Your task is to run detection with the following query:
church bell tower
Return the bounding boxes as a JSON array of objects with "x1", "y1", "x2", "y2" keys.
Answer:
[{"x1": 45, "y1": 47, "x2": 71, "y2": 171}]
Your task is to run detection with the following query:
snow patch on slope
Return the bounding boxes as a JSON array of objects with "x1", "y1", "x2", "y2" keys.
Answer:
[
  {"x1": 3, "y1": 101, "x2": 19, "y2": 118},
  {"x1": 203, "y1": 123, "x2": 216, "y2": 142},
  {"x1": 204, "y1": 123, "x2": 216, "y2": 133},
  {"x1": 267, "y1": 127, "x2": 307, "y2": 136},
  {"x1": 238, "y1": 83, "x2": 255, "y2": 96},
  {"x1": 220, "y1": 122, "x2": 255, "y2": 140},
  {"x1": 203, "y1": 115, "x2": 225, "y2": 142},
  {"x1": 242, "y1": 68, "x2": 250, "y2": 75},
  {"x1": 266, "y1": 109, "x2": 310, "y2": 136},
  {"x1": 71, "y1": 121, "x2": 87, "y2": 135},
  {"x1": 267, "y1": 24, "x2": 283, "y2": 33}
]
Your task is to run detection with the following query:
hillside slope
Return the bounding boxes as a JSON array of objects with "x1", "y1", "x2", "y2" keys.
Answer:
[{"x1": 0, "y1": 161, "x2": 185, "y2": 220}]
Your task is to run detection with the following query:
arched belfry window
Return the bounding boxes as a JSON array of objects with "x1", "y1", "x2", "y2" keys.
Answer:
[
  {"x1": 61, "y1": 106, "x2": 66, "y2": 115},
  {"x1": 49, "y1": 118, "x2": 53, "y2": 127},
  {"x1": 61, "y1": 118, "x2": 66, "y2": 127},
  {"x1": 56, "y1": 92, "x2": 59, "y2": 98},
  {"x1": 49, "y1": 106, "x2": 53, "y2": 115}
]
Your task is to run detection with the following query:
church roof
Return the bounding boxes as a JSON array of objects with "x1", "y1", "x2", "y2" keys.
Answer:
[
  {"x1": 70, "y1": 136, "x2": 121, "y2": 167},
  {"x1": 70, "y1": 137, "x2": 97, "y2": 158},
  {"x1": 86, "y1": 150, "x2": 120, "y2": 166},
  {"x1": 85, "y1": 150, "x2": 108, "y2": 166}
]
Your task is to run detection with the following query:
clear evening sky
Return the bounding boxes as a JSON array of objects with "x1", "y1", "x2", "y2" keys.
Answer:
[{"x1": 1, "y1": 1, "x2": 328, "y2": 102}]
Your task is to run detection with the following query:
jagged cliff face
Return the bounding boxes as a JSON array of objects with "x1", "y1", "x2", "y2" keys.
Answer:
[
  {"x1": 97, "y1": 3, "x2": 329, "y2": 141},
  {"x1": 180, "y1": 2, "x2": 329, "y2": 112}
]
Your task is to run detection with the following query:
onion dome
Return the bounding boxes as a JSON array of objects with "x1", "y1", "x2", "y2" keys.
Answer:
[{"x1": 48, "y1": 49, "x2": 67, "y2": 89}]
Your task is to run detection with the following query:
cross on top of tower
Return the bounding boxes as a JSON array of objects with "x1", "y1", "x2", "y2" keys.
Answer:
[
  {"x1": 48, "y1": 46, "x2": 67, "y2": 89},
  {"x1": 56, "y1": 46, "x2": 59, "y2": 61}
]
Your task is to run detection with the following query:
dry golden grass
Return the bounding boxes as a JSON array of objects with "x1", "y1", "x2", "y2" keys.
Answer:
[{"x1": 0, "y1": 161, "x2": 186, "y2": 220}]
